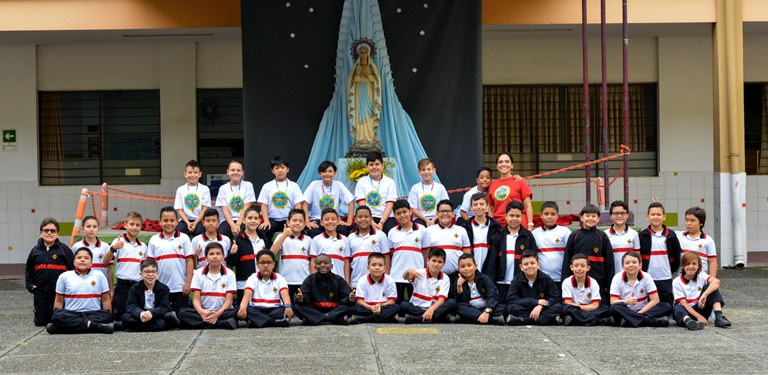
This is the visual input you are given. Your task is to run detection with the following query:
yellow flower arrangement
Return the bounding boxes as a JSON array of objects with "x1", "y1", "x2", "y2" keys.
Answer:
[{"x1": 345, "y1": 158, "x2": 395, "y2": 183}]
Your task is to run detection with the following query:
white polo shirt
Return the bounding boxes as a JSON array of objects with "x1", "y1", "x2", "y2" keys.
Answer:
[
  {"x1": 56, "y1": 269, "x2": 110, "y2": 312},
  {"x1": 672, "y1": 272, "x2": 712, "y2": 307},
  {"x1": 257, "y1": 179, "x2": 306, "y2": 221},
  {"x1": 191, "y1": 233, "x2": 231, "y2": 269},
  {"x1": 502, "y1": 232, "x2": 520, "y2": 284},
  {"x1": 467, "y1": 282, "x2": 487, "y2": 309},
  {"x1": 147, "y1": 231, "x2": 193, "y2": 293},
  {"x1": 533, "y1": 225, "x2": 571, "y2": 282},
  {"x1": 276, "y1": 234, "x2": 313, "y2": 285},
  {"x1": 303, "y1": 180, "x2": 354, "y2": 221},
  {"x1": 215, "y1": 181, "x2": 256, "y2": 221},
  {"x1": 244, "y1": 272, "x2": 288, "y2": 308},
  {"x1": 310, "y1": 233, "x2": 350, "y2": 279},
  {"x1": 646, "y1": 227, "x2": 673, "y2": 280},
  {"x1": 354, "y1": 175, "x2": 397, "y2": 218},
  {"x1": 460, "y1": 186, "x2": 481, "y2": 217},
  {"x1": 425, "y1": 224, "x2": 470, "y2": 274},
  {"x1": 111, "y1": 234, "x2": 146, "y2": 282},
  {"x1": 388, "y1": 223, "x2": 429, "y2": 283},
  {"x1": 561, "y1": 275, "x2": 602, "y2": 305},
  {"x1": 355, "y1": 273, "x2": 397, "y2": 305},
  {"x1": 174, "y1": 183, "x2": 212, "y2": 221},
  {"x1": 676, "y1": 231, "x2": 717, "y2": 274},
  {"x1": 407, "y1": 182, "x2": 449, "y2": 219},
  {"x1": 409, "y1": 268, "x2": 450, "y2": 309},
  {"x1": 468, "y1": 218, "x2": 491, "y2": 271},
  {"x1": 609, "y1": 271, "x2": 658, "y2": 312},
  {"x1": 348, "y1": 228, "x2": 390, "y2": 284},
  {"x1": 72, "y1": 238, "x2": 112, "y2": 280},
  {"x1": 190, "y1": 265, "x2": 236, "y2": 310},
  {"x1": 606, "y1": 226, "x2": 641, "y2": 270}
]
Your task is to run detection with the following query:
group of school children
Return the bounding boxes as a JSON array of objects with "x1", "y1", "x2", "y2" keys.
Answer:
[{"x1": 25, "y1": 152, "x2": 731, "y2": 334}]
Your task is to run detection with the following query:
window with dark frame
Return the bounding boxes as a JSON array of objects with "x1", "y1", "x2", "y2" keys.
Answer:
[
  {"x1": 196, "y1": 89, "x2": 244, "y2": 179},
  {"x1": 482, "y1": 83, "x2": 658, "y2": 178},
  {"x1": 744, "y1": 83, "x2": 768, "y2": 175},
  {"x1": 39, "y1": 90, "x2": 161, "y2": 186}
]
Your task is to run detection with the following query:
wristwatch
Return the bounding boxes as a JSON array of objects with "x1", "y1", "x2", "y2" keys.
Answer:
[{"x1": 484, "y1": 307, "x2": 493, "y2": 313}]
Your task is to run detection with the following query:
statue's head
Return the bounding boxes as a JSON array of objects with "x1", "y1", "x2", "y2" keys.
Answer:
[{"x1": 350, "y1": 38, "x2": 377, "y2": 62}]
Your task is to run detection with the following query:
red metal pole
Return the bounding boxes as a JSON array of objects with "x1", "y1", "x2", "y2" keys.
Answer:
[
  {"x1": 622, "y1": 0, "x2": 630, "y2": 205},
  {"x1": 583, "y1": 0, "x2": 592, "y2": 204},
  {"x1": 601, "y1": 0, "x2": 610, "y2": 210}
]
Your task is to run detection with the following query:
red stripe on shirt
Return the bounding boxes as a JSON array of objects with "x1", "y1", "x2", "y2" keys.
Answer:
[
  {"x1": 281, "y1": 255, "x2": 309, "y2": 260},
  {"x1": 538, "y1": 247, "x2": 565, "y2": 253},
  {"x1": 35, "y1": 264, "x2": 67, "y2": 271},
  {"x1": 587, "y1": 256, "x2": 604, "y2": 263},
  {"x1": 412, "y1": 292, "x2": 439, "y2": 301},
  {"x1": 119, "y1": 258, "x2": 141, "y2": 263},
  {"x1": 326, "y1": 254, "x2": 345, "y2": 261},
  {"x1": 312, "y1": 301, "x2": 339, "y2": 308},
  {"x1": 650, "y1": 250, "x2": 668, "y2": 256},
  {"x1": 155, "y1": 254, "x2": 186, "y2": 261},
  {"x1": 612, "y1": 247, "x2": 634, "y2": 253},
  {"x1": 392, "y1": 246, "x2": 422, "y2": 253},
  {"x1": 239, "y1": 254, "x2": 256, "y2": 261},
  {"x1": 251, "y1": 298, "x2": 280, "y2": 303},
  {"x1": 472, "y1": 243, "x2": 489, "y2": 248},
  {"x1": 61, "y1": 293, "x2": 101, "y2": 299},
  {"x1": 352, "y1": 252, "x2": 374, "y2": 258},
  {"x1": 201, "y1": 292, "x2": 227, "y2": 297},
  {"x1": 433, "y1": 245, "x2": 462, "y2": 251}
]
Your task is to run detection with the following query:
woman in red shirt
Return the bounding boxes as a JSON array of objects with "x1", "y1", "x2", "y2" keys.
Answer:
[{"x1": 488, "y1": 153, "x2": 534, "y2": 229}]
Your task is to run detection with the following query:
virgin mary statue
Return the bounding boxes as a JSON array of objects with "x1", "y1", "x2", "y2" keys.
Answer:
[{"x1": 297, "y1": 0, "x2": 435, "y2": 195}]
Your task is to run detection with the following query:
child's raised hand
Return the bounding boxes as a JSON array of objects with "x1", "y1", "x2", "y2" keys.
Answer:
[
  {"x1": 456, "y1": 274, "x2": 465, "y2": 287},
  {"x1": 194, "y1": 245, "x2": 202, "y2": 257},
  {"x1": 295, "y1": 289, "x2": 304, "y2": 303},
  {"x1": 230, "y1": 242, "x2": 238, "y2": 254},
  {"x1": 282, "y1": 224, "x2": 292, "y2": 237},
  {"x1": 349, "y1": 288, "x2": 356, "y2": 302},
  {"x1": 405, "y1": 269, "x2": 421, "y2": 281},
  {"x1": 113, "y1": 236, "x2": 125, "y2": 250},
  {"x1": 626, "y1": 293, "x2": 637, "y2": 306}
]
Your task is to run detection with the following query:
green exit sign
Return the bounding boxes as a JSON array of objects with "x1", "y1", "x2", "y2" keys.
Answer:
[{"x1": 2, "y1": 129, "x2": 15, "y2": 143}]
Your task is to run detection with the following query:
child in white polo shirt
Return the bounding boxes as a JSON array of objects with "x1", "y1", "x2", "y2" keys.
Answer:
[
  {"x1": 605, "y1": 200, "x2": 641, "y2": 270},
  {"x1": 147, "y1": 207, "x2": 194, "y2": 312},
  {"x1": 311, "y1": 209, "x2": 351, "y2": 283},
  {"x1": 676, "y1": 206, "x2": 718, "y2": 277},
  {"x1": 350, "y1": 253, "x2": 399, "y2": 324},
  {"x1": 458, "y1": 192, "x2": 501, "y2": 274},
  {"x1": 672, "y1": 252, "x2": 731, "y2": 330},
  {"x1": 387, "y1": 199, "x2": 429, "y2": 303},
  {"x1": 609, "y1": 251, "x2": 671, "y2": 327},
  {"x1": 425, "y1": 199, "x2": 470, "y2": 275},
  {"x1": 399, "y1": 248, "x2": 457, "y2": 323},
  {"x1": 238, "y1": 250, "x2": 294, "y2": 328},
  {"x1": 560, "y1": 254, "x2": 610, "y2": 326},
  {"x1": 639, "y1": 202, "x2": 682, "y2": 306},
  {"x1": 178, "y1": 243, "x2": 238, "y2": 330},
  {"x1": 355, "y1": 151, "x2": 398, "y2": 233},
  {"x1": 303, "y1": 160, "x2": 354, "y2": 237},
  {"x1": 348, "y1": 206, "x2": 390, "y2": 284},
  {"x1": 72, "y1": 215, "x2": 112, "y2": 290},
  {"x1": 191, "y1": 208, "x2": 231, "y2": 269},
  {"x1": 258, "y1": 156, "x2": 307, "y2": 240},
  {"x1": 532, "y1": 201, "x2": 571, "y2": 287},
  {"x1": 46, "y1": 248, "x2": 113, "y2": 334},
  {"x1": 174, "y1": 159, "x2": 211, "y2": 237},
  {"x1": 408, "y1": 158, "x2": 449, "y2": 226},
  {"x1": 216, "y1": 160, "x2": 256, "y2": 239},
  {"x1": 103, "y1": 211, "x2": 146, "y2": 320},
  {"x1": 271, "y1": 208, "x2": 313, "y2": 300},
  {"x1": 459, "y1": 167, "x2": 492, "y2": 223}
]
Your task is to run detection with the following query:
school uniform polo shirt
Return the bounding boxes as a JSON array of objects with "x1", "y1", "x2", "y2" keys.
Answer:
[
  {"x1": 355, "y1": 273, "x2": 397, "y2": 305},
  {"x1": 257, "y1": 179, "x2": 306, "y2": 221},
  {"x1": 460, "y1": 186, "x2": 481, "y2": 217},
  {"x1": 111, "y1": 234, "x2": 146, "y2": 282},
  {"x1": 278, "y1": 234, "x2": 312, "y2": 285},
  {"x1": 215, "y1": 181, "x2": 256, "y2": 221},
  {"x1": 354, "y1": 175, "x2": 397, "y2": 218},
  {"x1": 174, "y1": 183, "x2": 211, "y2": 221},
  {"x1": 677, "y1": 231, "x2": 717, "y2": 274},
  {"x1": 407, "y1": 182, "x2": 449, "y2": 219},
  {"x1": 467, "y1": 282, "x2": 487, "y2": 309},
  {"x1": 561, "y1": 275, "x2": 602, "y2": 305},
  {"x1": 606, "y1": 226, "x2": 641, "y2": 270},
  {"x1": 533, "y1": 225, "x2": 571, "y2": 282},
  {"x1": 310, "y1": 233, "x2": 350, "y2": 279},
  {"x1": 388, "y1": 223, "x2": 429, "y2": 283},
  {"x1": 147, "y1": 231, "x2": 193, "y2": 293},
  {"x1": 191, "y1": 233, "x2": 231, "y2": 269},
  {"x1": 502, "y1": 231, "x2": 521, "y2": 284},
  {"x1": 672, "y1": 272, "x2": 712, "y2": 307},
  {"x1": 646, "y1": 228, "x2": 673, "y2": 281},
  {"x1": 72, "y1": 238, "x2": 112, "y2": 280},
  {"x1": 348, "y1": 229, "x2": 390, "y2": 284},
  {"x1": 56, "y1": 270, "x2": 110, "y2": 312},
  {"x1": 609, "y1": 271, "x2": 658, "y2": 312},
  {"x1": 244, "y1": 272, "x2": 288, "y2": 308},
  {"x1": 469, "y1": 218, "x2": 491, "y2": 271},
  {"x1": 409, "y1": 268, "x2": 450, "y2": 309},
  {"x1": 190, "y1": 265, "x2": 236, "y2": 311},
  {"x1": 426, "y1": 224, "x2": 470, "y2": 274},
  {"x1": 303, "y1": 180, "x2": 354, "y2": 221}
]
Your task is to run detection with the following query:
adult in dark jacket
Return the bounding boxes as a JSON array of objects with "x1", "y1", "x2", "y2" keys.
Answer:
[{"x1": 25, "y1": 218, "x2": 74, "y2": 326}]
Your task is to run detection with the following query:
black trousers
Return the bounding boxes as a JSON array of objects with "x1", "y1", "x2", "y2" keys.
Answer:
[
  {"x1": 353, "y1": 304, "x2": 400, "y2": 323},
  {"x1": 177, "y1": 220, "x2": 206, "y2": 237},
  {"x1": 264, "y1": 219, "x2": 287, "y2": 244},
  {"x1": 496, "y1": 283, "x2": 510, "y2": 304},
  {"x1": 121, "y1": 311, "x2": 175, "y2": 332},
  {"x1": 168, "y1": 292, "x2": 190, "y2": 312},
  {"x1": 457, "y1": 303, "x2": 505, "y2": 323},
  {"x1": 561, "y1": 304, "x2": 611, "y2": 326},
  {"x1": 395, "y1": 282, "x2": 413, "y2": 304},
  {"x1": 113, "y1": 278, "x2": 139, "y2": 320},
  {"x1": 293, "y1": 303, "x2": 353, "y2": 325},
  {"x1": 178, "y1": 307, "x2": 236, "y2": 329},
  {"x1": 672, "y1": 285, "x2": 725, "y2": 326},
  {"x1": 32, "y1": 289, "x2": 56, "y2": 326},
  {"x1": 609, "y1": 302, "x2": 672, "y2": 327},
  {"x1": 50, "y1": 309, "x2": 113, "y2": 333},
  {"x1": 245, "y1": 306, "x2": 287, "y2": 328},
  {"x1": 218, "y1": 222, "x2": 245, "y2": 241},
  {"x1": 655, "y1": 279, "x2": 674, "y2": 306},
  {"x1": 400, "y1": 300, "x2": 458, "y2": 321},
  {"x1": 507, "y1": 302, "x2": 563, "y2": 325}
]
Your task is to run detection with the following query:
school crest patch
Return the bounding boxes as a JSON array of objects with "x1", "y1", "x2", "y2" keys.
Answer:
[
  {"x1": 587, "y1": 292, "x2": 592, "y2": 299},
  {"x1": 698, "y1": 244, "x2": 703, "y2": 248},
  {"x1": 627, "y1": 239, "x2": 632, "y2": 244},
  {"x1": 435, "y1": 287, "x2": 441, "y2": 293},
  {"x1": 178, "y1": 245, "x2": 183, "y2": 250},
  {"x1": 520, "y1": 245, "x2": 525, "y2": 250},
  {"x1": 91, "y1": 280, "x2": 97, "y2": 287},
  {"x1": 415, "y1": 238, "x2": 420, "y2": 243},
  {"x1": 329, "y1": 291, "x2": 334, "y2": 298},
  {"x1": 139, "y1": 251, "x2": 143, "y2": 257},
  {"x1": 454, "y1": 233, "x2": 459, "y2": 239},
  {"x1": 184, "y1": 193, "x2": 201, "y2": 211},
  {"x1": 319, "y1": 195, "x2": 336, "y2": 210},
  {"x1": 555, "y1": 238, "x2": 561, "y2": 243},
  {"x1": 539, "y1": 292, "x2": 545, "y2": 298},
  {"x1": 639, "y1": 289, "x2": 645, "y2": 294},
  {"x1": 494, "y1": 185, "x2": 510, "y2": 201},
  {"x1": 365, "y1": 191, "x2": 382, "y2": 208},
  {"x1": 273, "y1": 287, "x2": 278, "y2": 293},
  {"x1": 229, "y1": 196, "x2": 244, "y2": 213},
  {"x1": 99, "y1": 254, "x2": 104, "y2": 259},
  {"x1": 339, "y1": 247, "x2": 344, "y2": 253},
  {"x1": 301, "y1": 246, "x2": 306, "y2": 252},
  {"x1": 593, "y1": 247, "x2": 599, "y2": 253},
  {"x1": 419, "y1": 194, "x2": 437, "y2": 212},
  {"x1": 221, "y1": 283, "x2": 227, "y2": 289},
  {"x1": 52, "y1": 254, "x2": 57, "y2": 260},
  {"x1": 371, "y1": 240, "x2": 377, "y2": 245},
  {"x1": 697, "y1": 286, "x2": 702, "y2": 291},
  {"x1": 271, "y1": 191, "x2": 289, "y2": 209}
]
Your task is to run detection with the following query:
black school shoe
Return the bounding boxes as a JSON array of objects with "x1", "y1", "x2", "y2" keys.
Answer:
[
  {"x1": 505, "y1": 315, "x2": 527, "y2": 326},
  {"x1": 46, "y1": 323, "x2": 60, "y2": 334},
  {"x1": 490, "y1": 315, "x2": 506, "y2": 326},
  {"x1": 684, "y1": 318, "x2": 705, "y2": 331},
  {"x1": 714, "y1": 315, "x2": 732, "y2": 328},
  {"x1": 649, "y1": 316, "x2": 669, "y2": 328},
  {"x1": 217, "y1": 318, "x2": 238, "y2": 330},
  {"x1": 562, "y1": 316, "x2": 574, "y2": 326},
  {"x1": 404, "y1": 314, "x2": 423, "y2": 324},
  {"x1": 93, "y1": 322, "x2": 114, "y2": 334},
  {"x1": 274, "y1": 318, "x2": 290, "y2": 327}
]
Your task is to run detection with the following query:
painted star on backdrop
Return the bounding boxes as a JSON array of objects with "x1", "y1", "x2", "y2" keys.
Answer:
[
  {"x1": 304, "y1": 64, "x2": 310, "y2": 69},
  {"x1": 419, "y1": 30, "x2": 425, "y2": 36},
  {"x1": 396, "y1": 8, "x2": 402, "y2": 13},
  {"x1": 309, "y1": 7, "x2": 314, "y2": 13},
  {"x1": 290, "y1": 33, "x2": 295, "y2": 38},
  {"x1": 412, "y1": 68, "x2": 418, "y2": 73},
  {"x1": 286, "y1": 2, "x2": 291, "y2": 8},
  {"x1": 423, "y1": 3, "x2": 429, "y2": 9}
]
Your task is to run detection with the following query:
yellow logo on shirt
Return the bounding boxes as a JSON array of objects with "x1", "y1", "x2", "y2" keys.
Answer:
[
  {"x1": 415, "y1": 238, "x2": 420, "y2": 243},
  {"x1": 221, "y1": 283, "x2": 227, "y2": 289},
  {"x1": 52, "y1": 254, "x2": 58, "y2": 260},
  {"x1": 698, "y1": 244, "x2": 703, "y2": 248},
  {"x1": 319, "y1": 195, "x2": 336, "y2": 210},
  {"x1": 301, "y1": 246, "x2": 306, "y2": 253},
  {"x1": 178, "y1": 245, "x2": 183, "y2": 250},
  {"x1": 329, "y1": 291, "x2": 334, "y2": 298},
  {"x1": 420, "y1": 194, "x2": 437, "y2": 212},
  {"x1": 555, "y1": 238, "x2": 561, "y2": 243},
  {"x1": 273, "y1": 287, "x2": 278, "y2": 293},
  {"x1": 366, "y1": 191, "x2": 382, "y2": 208},
  {"x1": 139, "y1": 251, "x2": 143, "y2": 257},
  {"x1": 593, "y1": 247, "x2": 599, "y2": 253},
  {"x1": 520, "y1": 245, "x2": 525, "y2": 250},
  {"x1": 627, "y1": 239, "x2": 632, "y2": 244},
  {"x1": 229, "y1": 196, "x2": 244, "y2": 213},
  {"x1": 697, "y1": 287, "x2": 702, "y2": 291},
  {"x1": 272, "y1": 191, "x2": 289, "y2": 209},
  {"x1": 639, "y1": 289, "x2": 645, "y2": 294},
  {"x1": 454, "y1": 233, "x2": 459, "y2": 239},
  {"x1": 91, "y1": 280, "x2": 97, "y2": 287},
  {"x1": 184, "y1": 193, "x2": 201, "y2": 211},
  {"x1": 99, "y1": 254, "x2": 103, "y2": 259},
  {"x1": 435, "y1": 287, "x2": 440, "y2": 293},
  {"x1": 494, "y1": 186, "x2": 510, "y2": 201},
  {"x1": 587, "y1": 292, "x2": 592, "y2": 299},
  {"x1": 539, "y1": 292, "x2": 545, "y2": 298},
  {"x1": 371, "y1": 240, "x2": 377, "y2": 245}
]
